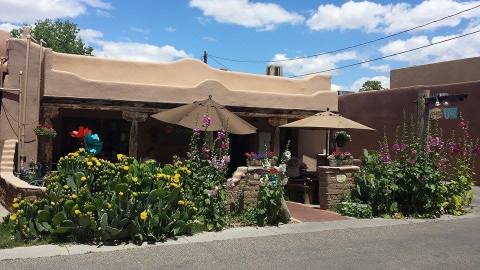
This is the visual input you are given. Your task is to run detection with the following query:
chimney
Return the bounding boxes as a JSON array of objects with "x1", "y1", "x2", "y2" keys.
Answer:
[{"x1": 266, "y1": 65, "x2": 283, "y2": 76}]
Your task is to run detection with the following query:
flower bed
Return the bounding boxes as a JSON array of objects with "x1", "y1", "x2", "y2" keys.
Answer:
[
  {"x1": 339, "y1": 116, "x2": 479, "y2": 218},
  {"x1": 6, "y1": 149, "x2": 197, "y2": 244}
]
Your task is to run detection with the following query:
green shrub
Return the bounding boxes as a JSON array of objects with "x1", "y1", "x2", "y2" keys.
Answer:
[
  {"x1": 352, "y1": 115, "x2": 478, "y2": 218},
  {"x1": 186, "y1": 125, "x2": 230, "y2": 231},
  {"x1": 6, "y1": 149, "x2": 197, "y2": 244},
  {"x1": 336, "y1": 202, "x2": 373, "y2": 218},
  {"x1": 256, "y1": 147, "x2": 291, "y2": 226}
]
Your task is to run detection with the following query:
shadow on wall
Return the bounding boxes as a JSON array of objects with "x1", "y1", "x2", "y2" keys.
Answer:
[{"x1": 339, "y1": 80, "x2": 480, "y2": 185}]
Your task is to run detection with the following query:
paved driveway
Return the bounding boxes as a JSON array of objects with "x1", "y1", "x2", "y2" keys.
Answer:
[{"x1": 1, "y1": 216, "x2": 479, "y2": 270}]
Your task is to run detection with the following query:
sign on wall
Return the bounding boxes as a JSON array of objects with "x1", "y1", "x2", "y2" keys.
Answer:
[
  {"x1": 443, "y1": 107, "x2": 458, "y2": 120},
  {"x1": 429, "y1": 107, "x2": 458, "y2": 120}
]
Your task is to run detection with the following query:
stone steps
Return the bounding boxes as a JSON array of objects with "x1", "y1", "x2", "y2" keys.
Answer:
[{"x1": 0, "y1": 139, "x2": 18, "y2": 173}]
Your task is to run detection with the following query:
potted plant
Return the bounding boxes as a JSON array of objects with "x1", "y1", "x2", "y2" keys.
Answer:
[
  {"x1": 335, "y1": 131, "x2": 351, "y2": 147},
  {"x1": 328, "y1": 151, "x2": 353, "y2": 167},
  {"x1": 33, "y1": 124, "x2": 57, "y2": 138},
  {"x1": 245, "y1": 151, "x2": 275, "y2": 166}
]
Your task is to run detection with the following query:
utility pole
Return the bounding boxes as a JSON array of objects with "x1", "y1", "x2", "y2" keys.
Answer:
[
  {"x1": 203, "y1": 50, "x2": 208, "y2": 64},
  {"x1": 417, "y1": 89, "x2": 430, "y2": 144}
]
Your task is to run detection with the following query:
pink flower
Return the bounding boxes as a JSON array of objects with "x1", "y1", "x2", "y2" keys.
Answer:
[{"x1": 202, "y1": 114, "x2": 212, "y2": 128}]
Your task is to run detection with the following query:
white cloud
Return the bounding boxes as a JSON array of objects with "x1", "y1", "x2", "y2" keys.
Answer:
[
  {"x1": 130, "y1": 27, "x2": 150, "y2": 35},
  {"x1": 307, "y1": 1, "x2": 387, "y2": 32},
  {"x1": 379, "y1": 21, "x2": 480, "y2": 64},
  {"x1": 79, "y1": 29, "x2": 191, "y2": 63},
  {"x1": 165, "y1": 26, "x2": 176, "y2": 33},
  {"x1": 0, "y1": 22, "x2": 19, "y2": 32},
  {"x1": 350, "y1": 76, "x2": 390, "y2": 91},
  {"x1": 361, "y1": 62, "x2": 391, "y2": 73},
  {"x1": 79, "y1": 28, "x2": 103, "y2": 43},
  {"x1": 189, "y1": 0, "x2": 304, "y2": 31},
  {"x1": 95, "y1": 41, "x2": 191, "y2": 62},
  {"x1": 202, "y1": 36, "x2": 217, "y2": 42},
  {"x1": 271, "y1": 51, "x2": 357, "y2": 76},
  {"x1": 0, "y1": 0, "x2": 112, "y2": 24},
  {"x1": 307, "y1": 0, "x2": 480, "y2": 34},
  {"x1": 80, "y1": 0, "x2": 112, "y2": 10},
  {"x1": 331, "y1": 84, "x2": 342, "y2": 91}
]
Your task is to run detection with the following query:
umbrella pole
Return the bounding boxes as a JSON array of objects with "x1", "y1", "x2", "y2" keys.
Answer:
[{"x1": 326, "y1": 129, "x2": 331, "y2": 155}]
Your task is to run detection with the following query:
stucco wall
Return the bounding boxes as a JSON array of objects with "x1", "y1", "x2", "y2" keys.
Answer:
[
  {"x1": 391, "y1": 57, "x2": 480, "y2": 89},
  {"x1": 0, "y1": 39, "x2": 43, "y2": 162},
  {"x1": 339, "y1": 81, "x2": 480, "y2": 185},
  {"x1": 49, "y1": 52, "x2": 331, "y2": 95},
  {"x1": 0, "y1": 29, "x2": 9, "y2": 59}
]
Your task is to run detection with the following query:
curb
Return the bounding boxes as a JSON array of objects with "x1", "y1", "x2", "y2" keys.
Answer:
[{"x1": 1, "y1": 211, "x2": 479, "y2": 261}]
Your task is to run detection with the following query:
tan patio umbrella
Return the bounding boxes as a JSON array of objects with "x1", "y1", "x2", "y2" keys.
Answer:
[
  {"x1": 280, "y1": 109, "x2": 374, "y2": 154},
  {"x1": 151, "y1": 95, "x2": 257, "y2": 135}
]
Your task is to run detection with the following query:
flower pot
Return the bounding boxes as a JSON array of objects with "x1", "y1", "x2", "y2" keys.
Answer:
[{"x1": 328, "y1": 159, "x2": 353, "y2": 167}]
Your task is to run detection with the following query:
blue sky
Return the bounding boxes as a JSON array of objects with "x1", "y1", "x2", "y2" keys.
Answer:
[{"x1": 1, "y1": 0, "x2": 480, "y2": 91}]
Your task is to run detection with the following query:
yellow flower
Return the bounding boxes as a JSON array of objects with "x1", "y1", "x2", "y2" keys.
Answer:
[
  {"x1": 117, "y1": 154, "x2": 125, "y2": 161},
  {"x1": 79, "y1": 148, "x2": 85, "y2": 152},
  {"x1": 178, "y1": 200, "x2": 185, "y2": 206},
  {"x1": 132, "y1": 192, "x2": 138, "y2": 197},
  {"x1": 123, "y1": 166, "x2": 129, "y2": 171},
  {"x1": 73, "y1": 152, "x2": 79, "y2": 157},
  {"x1": 81, "y1": 176, "x2": 87, "y2": 182},
  {"x1": 96, "y1": 161, "x2": 101, "y2": 167},
  {"x1": 9, "y1": 214, "x2": 17, "y2": 221},
  {"x1": 13, "y1": 198, "x2": 19, "y2": 203},
  {"x1": 118, "y1": 192, "x2": 124, "y2": 196},
  {"x1": 63, "y1": 185, "x2": 69, "y2": 189},
  {"x1": 132, "y1": 177, "x2": 139, "y2": 183},
  {"x1": 12, "y1": 203, "x2": 19, "y2": 209},
  {"x1": 86, "y1": 161, "x2": 93, "y2": 166},
  {"x1": 140, "y1": 210, "x2": 148, "y2": 220},
  {"x1": 71, "y1": 194, "x2": 78, "y2": 199},
  {"x1": 74, "y1": 209, "x2": 81, "y2": 215},
  {"x1": 170, "y1": 182, "x2": 178, "y2": 188},
  {"x1": 173, "y1": 174, "x2": 181, "y2": 183}
]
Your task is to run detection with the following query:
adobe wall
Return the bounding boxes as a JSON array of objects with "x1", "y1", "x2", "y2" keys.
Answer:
[
  {"x1": 339, "y1": 81, "x2": 480, "y2": 185},
  {"x1": 391, "y1": 57, "x2": 480, "y2": 89},
  {"x1": 0, "y1": 39, "x2": 43, "y2": 163}
]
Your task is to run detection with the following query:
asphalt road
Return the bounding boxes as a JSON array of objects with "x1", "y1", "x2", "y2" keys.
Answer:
[{"x1": 1, "y1": 216, "x2": 479, "y2": 270}]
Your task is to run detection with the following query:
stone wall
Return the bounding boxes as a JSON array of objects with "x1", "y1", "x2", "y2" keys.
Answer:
[
  {"x1": 226, "y1": 166, "x2": 264, "y2": 211},
  {"x1": 318, "y1": 166, "x2": 359, "y2": 210},
  {"x1": 0, "y1": 176, "x2": 45, "y2": 211}
]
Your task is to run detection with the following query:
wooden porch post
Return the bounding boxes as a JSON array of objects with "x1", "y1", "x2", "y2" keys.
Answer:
[
  {"x1": 39, "y1": 106, "x2": 59, "y2": 167},
  {"x1": 122, "y1": 111, "x2": 148, "y2": 158}
]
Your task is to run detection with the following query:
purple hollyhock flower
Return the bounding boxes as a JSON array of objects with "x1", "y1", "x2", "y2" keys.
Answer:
[
  {"x1": 392, "y1": 144, "x2": 400, "y2": 151},
  {"x1": 217, "y1": 130, "x2": 225, "y2": 139},
  {"x1": 202, "y1": 114, "x2": 212, "y2": 128}
]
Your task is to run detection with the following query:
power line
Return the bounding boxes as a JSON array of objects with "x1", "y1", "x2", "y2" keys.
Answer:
[
  {"x1": 289, "y1": 29, "x2": 480, "y2": 78},
  {"x1": 210, "y1": 56, "x2": 230, "y2": 70},
  {"x1": 209, "y1": 3, "x2": 480, "y2": 63}
]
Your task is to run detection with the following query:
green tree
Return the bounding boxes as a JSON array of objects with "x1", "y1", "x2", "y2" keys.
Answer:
[
  {"x1": 10, "y1": 19, "x2": 93, "y2": 55},
  {"x1": 359, "y1": 80, "x2": 385, "y2": 92}
]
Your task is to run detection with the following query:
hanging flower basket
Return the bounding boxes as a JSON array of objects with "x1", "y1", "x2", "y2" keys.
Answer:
[{"x1": 33, "y1": 124, "x2": 57, "y2": 138}]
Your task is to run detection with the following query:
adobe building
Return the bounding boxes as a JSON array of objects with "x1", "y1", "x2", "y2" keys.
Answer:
[
  {"x1": 339, "y1": 57, "x2": 480, "y2": 185},
  {"x1": 0, "y1": 29, "x2": 336, "y2": 174}
]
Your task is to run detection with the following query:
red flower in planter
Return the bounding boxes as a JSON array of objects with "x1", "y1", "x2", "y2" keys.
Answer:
[
  {"x1": 268, "y1": 167, "x2": 278, "y2": 174},
  {"x1": 70, "y1": 126, "x2": 92, "y2": 139}
]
